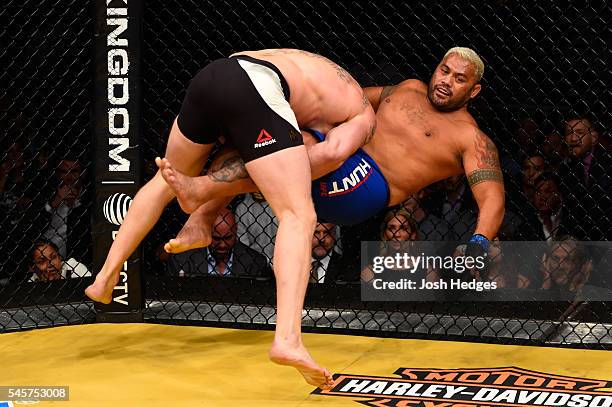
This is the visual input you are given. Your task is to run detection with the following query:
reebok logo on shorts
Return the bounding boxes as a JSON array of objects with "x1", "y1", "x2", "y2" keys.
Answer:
[{"x1": 254, "y1": 129, "x2": 277, "y2": 148}]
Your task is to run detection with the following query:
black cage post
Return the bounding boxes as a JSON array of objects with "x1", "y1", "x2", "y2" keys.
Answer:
[{"x1": 93, "y1": 0, "x2": 144, "y2": 322}]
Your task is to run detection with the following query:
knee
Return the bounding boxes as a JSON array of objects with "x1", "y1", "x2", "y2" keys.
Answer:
[{"x1": 278, "y1": 204, "x2": 317, "y2": 231}]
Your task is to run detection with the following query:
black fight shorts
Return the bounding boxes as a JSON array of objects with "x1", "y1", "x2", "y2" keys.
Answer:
[{"x1": 176, "y1": 55, "x2": 303, "y2": 163}]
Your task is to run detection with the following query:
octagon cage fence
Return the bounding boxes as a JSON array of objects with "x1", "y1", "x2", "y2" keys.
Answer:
[{"x1": 1, "y1": 0, "x2": 611, "y2": 350}]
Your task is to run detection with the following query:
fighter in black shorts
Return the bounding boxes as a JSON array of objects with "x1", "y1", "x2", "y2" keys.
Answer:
[{"x1": 86, "y1": 49, "x2": 376, "y2": 390}]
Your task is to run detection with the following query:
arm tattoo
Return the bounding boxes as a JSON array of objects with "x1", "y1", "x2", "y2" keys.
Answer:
[
  {"x1": 467, "y1": 169, "x2": 504, "y2": 186},
  {"x1": 210, "y1": 155, "x2": 249, "y2": 183},
  {"x1": 467, "y1": 130, "x2": 503, "y2": 185},
  {"x1": 474, "y1": 130, "x2": 501, "y2": 169},
  {"x1": 379, "y1": 85, "x2": 397, "y2": 105},
  {"x1": 362, "y1": 92, "x2": 370, "y2": 107},
  {"x1": 333, "y1": 62, "x2": 357, "y2": 85}
]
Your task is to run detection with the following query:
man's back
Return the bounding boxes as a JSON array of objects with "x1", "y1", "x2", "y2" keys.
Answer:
[
  {"x1": 364, "y1": 80, "x2": 479, "y2": 205},
  {"x1": 233, "y1": 49, "x2": 367, "y2": 132}
]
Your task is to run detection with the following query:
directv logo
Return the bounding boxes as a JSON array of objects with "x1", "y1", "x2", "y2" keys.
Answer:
[{"x1": 103, "y1": 193, "x2": 132, "y2": 225}]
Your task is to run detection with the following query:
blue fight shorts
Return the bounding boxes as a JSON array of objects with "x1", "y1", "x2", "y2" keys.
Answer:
[{"x1": 308, "y1": 130, "x2": 390, "y2": 225}]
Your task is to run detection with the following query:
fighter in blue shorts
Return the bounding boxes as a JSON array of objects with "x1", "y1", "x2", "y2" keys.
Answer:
[
  {"x1": 168, "y1": 47, "x2": 505, "y2": 253},
  {"x1": 305, "y1": 129, "x2": 390, "y2": 225}
]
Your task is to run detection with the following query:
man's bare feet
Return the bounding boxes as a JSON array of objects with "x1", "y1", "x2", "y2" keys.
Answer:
[
  {"x1": 269, "y1": 340, "x2": 335, "y2": 390},
  {"x1": 164, "y1": 222, "x2": 212, "y2": 254},
  {"x1": 155, "y1": 157, "x2": 206, "y2": 214},
  {"x1": 85, "y1": 271, "x2": 120, "y2": 304}
]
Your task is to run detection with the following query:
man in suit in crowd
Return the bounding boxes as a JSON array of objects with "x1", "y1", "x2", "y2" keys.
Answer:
[
  {"x1": 559, "y1": 115, "x2": 612, "y2": 240},
  {"x1": 310, "y1": 222, "x2": 346, "y2": 284},
  {"x1": 168, "y1": 207, "x2": 271, "y2": 278}
]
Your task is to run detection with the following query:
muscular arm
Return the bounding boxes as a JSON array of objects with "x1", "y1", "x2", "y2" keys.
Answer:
[
  {"x1": 363, "y1": 85, "x2": 397, "y2": 112},
  {"x1": 462, "y1": 129, "x2": 505, "y2": 240},
  {"x1": 306, "y1": 102, "x2": 376, "y2": 179}
]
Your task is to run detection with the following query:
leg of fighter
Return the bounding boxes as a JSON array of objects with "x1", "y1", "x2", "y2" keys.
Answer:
[
  {"x1": 157, "y1": 131, "x2": 319, "y2": 214},
  {"x1": 245, "y1": 146, "x2": 334, "y2": 390},
  {"x1": 160, "y1": 148, "x2": 259, "y2": 253},
  {"x1": 161, "y1": 133, "x2": 321, "y2": 254},
  {"x1": 160, "y1": 146, "x2": 333, "y2": 387},
  {"x1": 85, "y1": 120, "x2": 212, "y2": 304},
  {"x1": 163, "y1": 196, "x2": 232, "y2": 254},
  {"x1": 157, "y1": 149, "x2": 259, "y2": 214}
]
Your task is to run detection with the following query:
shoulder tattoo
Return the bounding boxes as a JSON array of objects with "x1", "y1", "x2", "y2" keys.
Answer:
[
  {"x1": 468, "y1": 130, "x2": 503, "y2": 185},
  {"x1": 474, "y1": 129, "x2": 501, "y2": 169}
]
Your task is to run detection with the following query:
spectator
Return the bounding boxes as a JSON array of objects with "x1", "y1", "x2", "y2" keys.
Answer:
[
  {"x1": 559, "y1": 115, "x2": 612, "y2": 240},
  {"x1": 235, "y1": 192, "x2": 278, "y2": 265},
  {"x1": 520, "y1": 154, "x2": 547, "y2": 203},
  {"x1": 380, "y1": 208, "x2": 420, "y2": 244},
  {"x1": 168, "y1": 207, "x2": 271, "y2": 278},
  {"x1": 310, "y1": 222, "x2": 346, "y2": 284},
  {"x1": 502, "y1": 153, "x2": 552, "y2": 241},
  {"x1": 501, "y1": 116, "x2": 543, "y2": 177},
  {"x1": 564, "y1": 116, "x2": 602, "y2": 174},
  {"x1": 41, "y1": 158, "x2": 91, "y2": 265},
  {"x1": 532, "y1": 172, "x2": 574, "y2": 240},
  {"x1": 361, "y1": 209, "x2": 427, "y2": 283},
  {"x1": 539, "y1": 236, "x2": 592, "y2": 294},
  {"x1": 28, "y1": 240, "x2": 90, "y2": 282}
]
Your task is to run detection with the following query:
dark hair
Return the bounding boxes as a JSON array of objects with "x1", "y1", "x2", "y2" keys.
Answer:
[
  {"x1": 30, "y1": 240, "x2": 60, "y2": 262},
  {"x1": 520, "y1": 151, "x2": 545, "y2": 165},
  {"x1": 533, "y1": 172, "x2": 560, "y2": 189},
  {"x1": 564, "y1": 112, "x2": 600, "y2": 134}
]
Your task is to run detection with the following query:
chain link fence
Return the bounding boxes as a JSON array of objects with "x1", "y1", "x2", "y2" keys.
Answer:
[
  {"x1": 1, "y1": 1, "x2": 611, "y2": 348},
  {"x1": 0, "y1": 0, "x2": 95, "y2": 329},
  {"x1": 140, "y1": 0, "x2": 612, "y2": 348}
]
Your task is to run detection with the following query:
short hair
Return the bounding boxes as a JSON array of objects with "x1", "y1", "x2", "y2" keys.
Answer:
[
  {"x1": 520, "y1": 152, "x2": 550, "y2": 170},
  {"x1": 564, "y1": 113, "x2": 599, "y2": 133},
  {"x1": 533, "y1": 172, "x2": 561, "y2": 189},
  {"x1": 444, "y1": 47, "x2": 485, "y2": 83},
  {"x1": 30, "y1": 240, "x2": 60, "y2": 262},
  {"x1": 316, "y1": 221, "x2": 337, "y2": 237},
  {"x1": 549, "y1": 235, "x2": 586, "y2": 263}
]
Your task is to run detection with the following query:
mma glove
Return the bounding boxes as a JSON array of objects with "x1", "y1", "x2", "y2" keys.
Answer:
[{"x1": 453, "y1": 234, "x2": 490, "y2": 279}]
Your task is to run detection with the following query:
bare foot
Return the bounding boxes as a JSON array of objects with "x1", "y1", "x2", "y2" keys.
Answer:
[
  {"x1": 269, "y1": 341, "x2": 335, "y2": 390},
  {"x1": 85, "y1": 271, "x2": 120, "y2": 304},
  {"x1": 164, "y1": 222, "x2": 212, "y2": 254},
  {"x1": 155, "y1": 157, "x2": 204, "y2": 214}
]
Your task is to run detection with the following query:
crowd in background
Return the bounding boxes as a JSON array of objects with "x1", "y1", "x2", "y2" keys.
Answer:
[{"x1": 1, "y1": 113, "x2": 610, "y2": 298}]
